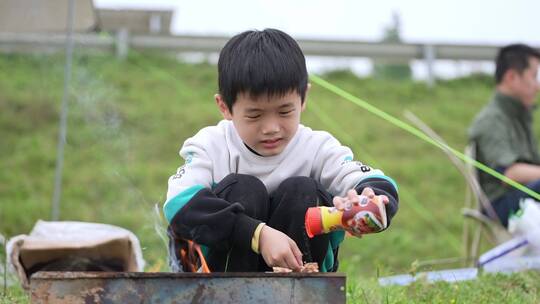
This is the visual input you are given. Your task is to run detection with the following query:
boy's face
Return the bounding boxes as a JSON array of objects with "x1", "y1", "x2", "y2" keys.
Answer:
[{"x1": 216, "y1": 90, "x2": 307, "y2": 156}]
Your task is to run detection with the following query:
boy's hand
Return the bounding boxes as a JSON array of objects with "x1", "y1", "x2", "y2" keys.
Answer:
[
  {"x1": 332, "y1": 188, "x2": 389, "y2": 211},
  {"x1": 332, "y1": 188, "x2": 389, "y2": 237},
  {"x1": 259, "y1": 225, "x2": 303, "y2": 271}
]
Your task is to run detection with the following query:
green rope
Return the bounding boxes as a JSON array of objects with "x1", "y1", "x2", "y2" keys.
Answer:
[
  {"x1": 309, "y1": 73, "x2": 540, "y2": 201},
  {"x1": 307, "y1": 101, "x2": 461, "y2": 250}
]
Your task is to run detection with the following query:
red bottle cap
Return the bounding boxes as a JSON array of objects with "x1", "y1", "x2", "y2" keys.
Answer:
[{"x1": 305, "y1": 207, "x2": 323, "y2": 238}]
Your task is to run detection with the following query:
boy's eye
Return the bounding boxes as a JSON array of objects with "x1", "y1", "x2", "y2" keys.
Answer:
[
  {"x1": 246, "y1": 115, "x2": 261, "y2": 119},
  {"x1": 279, "y1": 110, "x2": 293, "y2": 115}
]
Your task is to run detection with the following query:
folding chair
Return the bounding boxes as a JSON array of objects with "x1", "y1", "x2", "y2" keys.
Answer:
[
  {"x1": 404, "y1": 111, "x2": 511, "y2": 266},
  {"x1": 461, "y1": 143, "x2": 511, "y2": 264}
]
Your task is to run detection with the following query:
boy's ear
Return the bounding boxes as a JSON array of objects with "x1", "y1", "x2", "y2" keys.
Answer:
[
  {"x1": 215, "y1": 94, "x2": 233, "y2": 120},
  {"x1": 301, "y1": 83, "x2": 311, "y2": 112}
]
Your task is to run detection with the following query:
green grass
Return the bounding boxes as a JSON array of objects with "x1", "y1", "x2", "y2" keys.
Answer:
[
  {"x1": 348, "y1": 271, "x2": 540, "y2": 303},
  {"x1": 1, "y1": 51, "x2": 540, "y2": 303}
]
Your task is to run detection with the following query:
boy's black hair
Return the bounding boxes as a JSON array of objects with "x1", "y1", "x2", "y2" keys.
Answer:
[
  {"x1": 218, "y1": 28, "x2": 308, "y2": 111},
  {"x1": 495, "y1": 44, "x2": 540, "y2": 84}
]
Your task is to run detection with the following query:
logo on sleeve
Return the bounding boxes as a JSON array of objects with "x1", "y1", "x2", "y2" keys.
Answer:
[
  {"x1": 358, "y1": 163, "x2": 372, "y2": 172},
  {"x1": 341, "y1": 155, "x2": 354, "y2": 165},
  {"x1": 341, "y1": 156, "x2": 372, "y2": 172},
  {"x1": 172, "y1": 165, "x2": 186, "y2": 180},
  {"x1": 185, "y1": 152, "x2": 194, "y2": 164}
]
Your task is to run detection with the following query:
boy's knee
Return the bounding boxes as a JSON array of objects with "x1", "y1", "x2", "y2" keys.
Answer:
[
  {"x1": 219, "y1": 173, "x2": 267, "y2": 192},
  {"x1": 275, "y1": 176, "x2": 320, "y2": 215},
  {"x1": 277, "y1": 176, "x2": 318, "y2": 197},
  {"x1": 215, "y1": 173, "x2": 268, "y2": 218}
]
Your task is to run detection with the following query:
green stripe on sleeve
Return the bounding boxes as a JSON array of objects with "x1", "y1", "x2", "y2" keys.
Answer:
[{"x1": 163, "y1": 185, "x2": 205, "y2": 223}]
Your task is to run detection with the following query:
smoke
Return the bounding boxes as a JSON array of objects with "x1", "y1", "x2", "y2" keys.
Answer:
[{"x1": 1, "y1": 233, "x2": 15, "y2": 291}]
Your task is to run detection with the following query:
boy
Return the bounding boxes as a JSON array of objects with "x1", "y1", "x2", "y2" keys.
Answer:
[{"x1": 164, "y1": 29, "x2": 399, "y2": 272}]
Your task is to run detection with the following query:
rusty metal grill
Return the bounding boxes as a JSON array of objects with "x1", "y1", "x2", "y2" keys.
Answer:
[{"x1": 30, "y1": 271, "x2": 346, "y2": 303}]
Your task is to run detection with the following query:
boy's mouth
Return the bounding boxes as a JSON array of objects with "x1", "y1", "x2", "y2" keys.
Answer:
[{"x1": 260, "y1": 138, "x2": 282, "y2": 148}]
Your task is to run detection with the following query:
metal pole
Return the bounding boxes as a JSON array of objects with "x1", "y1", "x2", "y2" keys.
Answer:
[
  {"x1": 115, "y1": 28, "x2": 129, "y2": 59},
  {"x1": 51, "y1": 0, "x2": 76, "y2": 220},
  {"x1": 423, "y1": 44, "x2": 436, "y2": 87}
]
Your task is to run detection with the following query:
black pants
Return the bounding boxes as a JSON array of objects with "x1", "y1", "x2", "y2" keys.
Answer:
[{"x1": 205, "y1": 174, "x2": 336, "y2": 272}]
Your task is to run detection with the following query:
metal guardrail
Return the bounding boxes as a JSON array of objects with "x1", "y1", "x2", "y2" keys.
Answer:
[
  {"x1": 2, "y1": 31, "x2": 532, "y2": 85},
  {"x1": 0, "y1": 31, "x2": 505, "y2": 61},
  {"x1": 0, "y1": 32, "x2": 115, "y2": 53}
]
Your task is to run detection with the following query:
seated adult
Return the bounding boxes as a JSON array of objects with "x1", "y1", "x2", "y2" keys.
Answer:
[{"x1": 469, "y1": 44, "x2": 540, "y2": 227}]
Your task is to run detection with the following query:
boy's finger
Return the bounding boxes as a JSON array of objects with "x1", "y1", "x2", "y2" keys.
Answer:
[
  {"x1": 290, "y1": 239, "x2": 303, "y2": 266},
  {"x1": 380, "y1": 195, "x2": 389, "y2": 204},
  {"x1": 347, "y1": 189, "x2": 358, "y2": 202},
  {"x1": 361, "y1": 187, "x2": 375, "y2": 198},
  {"x1": 333, "y1": 197, "x2": 345, "y2": 209},
  {"x1": 284, "y1": 249, "x2": 301, "y2": 271}
]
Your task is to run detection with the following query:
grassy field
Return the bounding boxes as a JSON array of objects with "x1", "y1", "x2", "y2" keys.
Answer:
[{"x1": 1, "y1": 51, "x2": 540, "y2": 303}]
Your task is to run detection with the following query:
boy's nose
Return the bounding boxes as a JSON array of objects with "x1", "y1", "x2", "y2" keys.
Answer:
[{"x1": 261, "y1": 120, "x2": 280, "y2": 134}]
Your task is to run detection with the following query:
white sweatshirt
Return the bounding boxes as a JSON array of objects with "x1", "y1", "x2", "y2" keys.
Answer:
[{"x1": 164, "y1": 120, "x2": 397, "y2": 222}]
